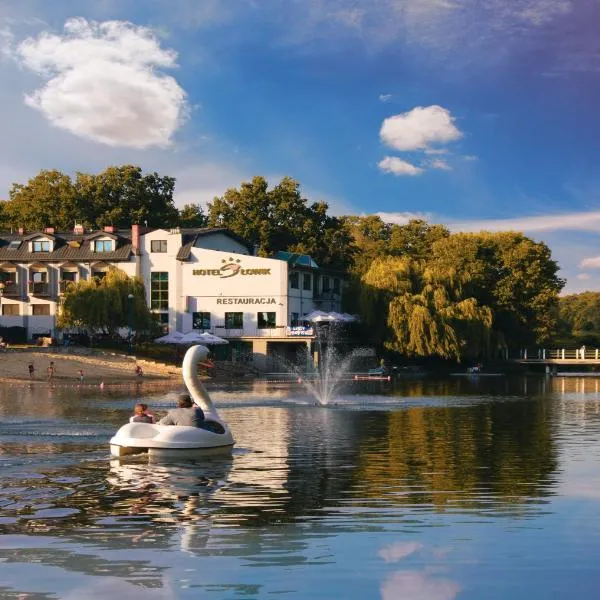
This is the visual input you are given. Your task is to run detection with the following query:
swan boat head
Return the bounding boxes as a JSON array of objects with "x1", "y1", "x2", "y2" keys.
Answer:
[{"x1": 109, "y1": 344, "x2": 234, "y2": 458}]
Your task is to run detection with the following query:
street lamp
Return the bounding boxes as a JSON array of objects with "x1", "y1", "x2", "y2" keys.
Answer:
[
  {"x1": 0, "y1": 282, "x2": 4, "y2": 324},
  {"x1": 127, "y1": 293, "x2": 134, "y2": 355}
]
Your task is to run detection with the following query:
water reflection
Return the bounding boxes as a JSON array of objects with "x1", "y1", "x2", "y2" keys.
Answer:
[{"x1": 2, "y1": 376, "x2": 600, "y2": 598}]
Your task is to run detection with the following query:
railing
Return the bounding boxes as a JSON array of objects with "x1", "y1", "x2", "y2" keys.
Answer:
[
  {"x1": 0, "y1": 282, "x2": 20, "y2": 297},
  {"x1": 28, "y1": 282, "x2": 50, "y2": 296},
  {"x1": 59, "y1": 280, "x2": 76, "y2": 294},
  {"x1": 213, "y1": 325, "x2": 314, "y2": 338},
  {"x1": 517, "y1": 348, "x2": 600, "y2": 360}
]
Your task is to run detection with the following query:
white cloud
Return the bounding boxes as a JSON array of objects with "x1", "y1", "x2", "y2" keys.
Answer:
[
  {"x1": 444, "y1": 211, "x2": 600, "y2": 234},
  {"x1": 378, "y1": 156, "x2": 424, "y2": 176},
  {"x1": 379, "y1": 542, "x2": 423, "y2": 562},
  {"x1": 580, "y1": 257, "x2": 600, "y2": 269},
  {"x1": 375, "y1": 210, "x2": 433, "y2": 225},
  {"x1": 577, "y1": 273, "x2": 591, "y2": 280},
  {"x1": 380, "y1": 105, "x2": 462, "y2": 152},
  {"x1": 12, "y1": 18, "x2": 188, "y2": 148},
  {"x1": 429, "y1": 158, "x2": 452, "y2": 171},
  {"x1": 463, "y1": 154, "x2": 478, "y2": 161},
  {"x1": 381, "y1": 570, "x2": 461, "y2": 600},
  {"x1": 379, "y1": 93, "x2": 393, "y2": 102}
]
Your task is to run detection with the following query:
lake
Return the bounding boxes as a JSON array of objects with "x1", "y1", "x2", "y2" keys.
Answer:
[{"x1": 1, "y1": 375, "x2": 600, "y2": 599}]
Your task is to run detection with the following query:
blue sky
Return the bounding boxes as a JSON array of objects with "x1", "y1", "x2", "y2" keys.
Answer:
[{"x1": 1, "y1": 0, "x2": 599, "y2": 292}]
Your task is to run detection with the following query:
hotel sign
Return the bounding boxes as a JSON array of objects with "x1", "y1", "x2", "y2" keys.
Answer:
[{"x1": 193, "y1": 258, "x2": 271, "y2": 279}]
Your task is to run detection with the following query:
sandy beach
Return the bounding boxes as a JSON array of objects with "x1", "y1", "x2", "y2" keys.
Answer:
[{"x1": 0, "y1": 348, "x2": 180, "y2": 386}]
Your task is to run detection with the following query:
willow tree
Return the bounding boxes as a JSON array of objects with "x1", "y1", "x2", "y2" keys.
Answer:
[
  {"x1": 57, "y1": 269, "x2": 155, "y2": 336},
  {"x1": 360, "y1": 257, "x2": 492, "y2": 361}
]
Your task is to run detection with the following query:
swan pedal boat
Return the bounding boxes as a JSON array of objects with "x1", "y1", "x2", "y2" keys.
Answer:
[{"x1": 109, "y1": 344, "x2": 234, "y2": 458}]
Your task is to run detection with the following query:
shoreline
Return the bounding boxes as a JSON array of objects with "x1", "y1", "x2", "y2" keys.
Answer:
[{"x1": 0, "y1": 349, "x2": 181, "y2": 386}]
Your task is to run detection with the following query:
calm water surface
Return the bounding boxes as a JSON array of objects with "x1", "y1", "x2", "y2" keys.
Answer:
[{"x1": 1, "y1": 376, "x2": 600, "y2": 599}]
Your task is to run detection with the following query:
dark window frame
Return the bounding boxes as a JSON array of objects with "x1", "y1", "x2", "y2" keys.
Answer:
[
  {"x1": 225, "y1": 312, "x2": 243, "y2": 328},
  {"x1": 257, "y1": 311, "x2": 276, "y2": 329},
  {"x1": 151, "y1": 240, "x2": 168, "y2": 253},
  {"x1": 193, "y1": 311, "x2": 211, "y2": 330},
  {"x1": 303, "y1": 273, "x2": 312, "y2": 290},
  {"x1": 150, "y1": 272, "x2": 169, "y2": 310}
]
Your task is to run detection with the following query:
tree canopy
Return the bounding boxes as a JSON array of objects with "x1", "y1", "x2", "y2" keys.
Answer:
[
  {"x1": 57, "y1": 269, "x2": 156, "y2": 336},
  {"x1": 360, "y1": 256, "x2": 492, "y2": 360},
  {"x1": 0, "y1": 165, "x2": 186, "y2": 231},
  {"x1": 556, "y1": 292, "x2": 600, "y2": 345},
  {"x1": 207, "y1": 176, "x2": 354, "y2": 269}
]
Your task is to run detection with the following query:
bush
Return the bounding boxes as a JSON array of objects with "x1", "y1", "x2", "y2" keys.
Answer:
[{"x1": 0, "y1": 326, "x2": 27, "y2": 344}]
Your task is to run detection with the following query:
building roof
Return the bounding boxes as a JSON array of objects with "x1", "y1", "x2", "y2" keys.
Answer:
[
  {"x1": 0, "y1": 230, "x2": 133, "y2": 263},
  {"x1": 272, "y1": 251, "x2": 320, "y2": 269},
  {"x1": 0, "y1": 226, "x2": 253, "y2": 264},
  {"x1": 175, "y1": 228, "x2": 253, "y2": 261}
]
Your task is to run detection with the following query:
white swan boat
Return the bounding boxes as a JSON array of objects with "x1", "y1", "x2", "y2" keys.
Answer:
[{"x1": 109, "y1": 345, "x2": 235, "y2": 458}]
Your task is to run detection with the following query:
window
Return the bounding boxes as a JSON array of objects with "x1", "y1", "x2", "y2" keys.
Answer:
[
  {"x1": 32, "y1": 304, "x2": 50, "y2": 316},
  {"x1": 322, "y1": 276, "x2": 331, "y2": 293},
  {"x1": 290, "y1": 271, "x2": 299, "y2": 289},
  {"x1": 225, "y1": 312, "x2": 243, "y2": 328},
  {"x1": 94, "y1": 240, "x2": 113, "y2": 252},
  {"x1": 291, "y1": 312, "x2": 299, "y2": 326},
  {"x1": 193, "y1": 312, "x2": 211, "y2": 330},
  {"x1": 258, "y1": 311, "x2": 276, "y2": 329},
  {"x1": 8, "y1": 240, "x2": 20, "y2": 250},
  {"x1": 303, "y1": 273, "x2": 312, "y2": 290},
  {"x1": 333, "y1": 278, "x2": 340, "y2": 294},
  {"x1": 32, "y1": 241, "x2": 50, "y2": 252},
  {"x1": 2, "y1": 304, "x2": 18, "y2": 316},
  {"x1": 31, "y1": 271, "x2": 47, "y2": 283},
  {"x1": 0, "y1": 272, "x2": 13, "y2": 283},
  {"x1": 158, "y1": 312, "x2": 169, "y2": 333},
  {"x1": 61, "y1": 271, "x2": 77, "y2": 282},
  {"x1": 93, "y1": 271, "x2": 107, "y2": 281},
  {"x1": 150, "y1": 272, "x2": 169, "y2": 310},
  {"x1": 151, "y1": 240, "x2": 168, "y2": 253}
]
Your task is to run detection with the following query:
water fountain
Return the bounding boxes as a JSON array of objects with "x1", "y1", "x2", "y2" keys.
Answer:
[{"x1": 293, "y1": 319, "x2": 365, "y2": 405}]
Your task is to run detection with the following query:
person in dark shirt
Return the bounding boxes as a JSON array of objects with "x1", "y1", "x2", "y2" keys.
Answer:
[{"x1": 158, "y1": 394, "x2": 205, "y2": 427}]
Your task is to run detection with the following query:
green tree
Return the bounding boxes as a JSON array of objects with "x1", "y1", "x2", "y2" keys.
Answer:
[
  {"x1": 2, "y1": 166, "x2": 178, "y2": 231},
  {"x1": 2, "y1": 170, "x2": 79, "y2": 230},
  {"x1": 207, "y1": 176, "x2": 354, "y2": 269},
  {"x1": 360, "y1": 256, "x2": 492, "y2": 360},
  {"x1": 57, "y1": 269, "x2": 155, "y2": 336},
  {"x1": 178, "y1": 203, "x2": 208, "y2": 228},
  {"x1": 74, "y1": 165, "x2": 178, "y2": 228},
  {"x1": 557, "y1": 292, "x2": 600, "y2": 345},
  {"x1": 430, "y1": 232, "x2": 564, "y2": 347}
]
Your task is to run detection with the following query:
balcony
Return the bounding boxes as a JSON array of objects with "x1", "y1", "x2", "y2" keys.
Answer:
[
  {"x1": 28, "y1": 281, "x2": 51, "y2": 297},
  {"x1": 0, "y1": 282, "x2": 20, "y2": 298}
]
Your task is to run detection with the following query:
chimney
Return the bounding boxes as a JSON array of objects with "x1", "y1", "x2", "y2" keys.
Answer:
[
  {"x1": 44, "y1": 227, "x2": 55, "y2": 234},
  {"x1": 103, "y1": 225, "x2": 116, "y2": 233},
  {"x1": 74, "y1": 223, "x2": 85, "y2": 235},
  {"x1": 131, "y1": 224, "x2": 140, "y2": 255},
  {"x1": 18, "y1": 227, "x2": 24, "y2": 236}
]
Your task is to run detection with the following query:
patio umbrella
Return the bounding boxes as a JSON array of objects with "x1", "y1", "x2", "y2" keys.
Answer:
[
  {"x1": 154, "y1": 331, "x2": 185, "y2": 344},
  {"x1": 178, "y1": 331, "x2": 229, "y2": 345}
]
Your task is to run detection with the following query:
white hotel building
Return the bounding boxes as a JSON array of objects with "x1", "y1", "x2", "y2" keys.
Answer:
[{"x1": 0, "y1": 225, "x2": 345, "y2": 366}]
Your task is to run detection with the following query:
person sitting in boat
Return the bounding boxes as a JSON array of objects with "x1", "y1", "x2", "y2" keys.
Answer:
[
  {"x1": 158, "y1": 394, "x2": 205, "y2": 427},
  {"x1": 129, "y1": 403, "x2": 155, "y2": 424}
]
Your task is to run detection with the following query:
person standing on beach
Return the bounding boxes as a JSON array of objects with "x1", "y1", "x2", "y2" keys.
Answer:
[
  {"x1": 28, "y1": 362, "x2": 34, "y2": 379},
  {"x1": 47, "y1": 361, "x2": 55, "y2": 381},
  {"x1": 78, "y1": 369, "x2": 84, "y2": 384}
]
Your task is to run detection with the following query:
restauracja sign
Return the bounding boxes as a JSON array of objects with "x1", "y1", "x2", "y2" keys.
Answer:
[{"x1": 193, "y1": 258, "x2": 271, "y2": 279}]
